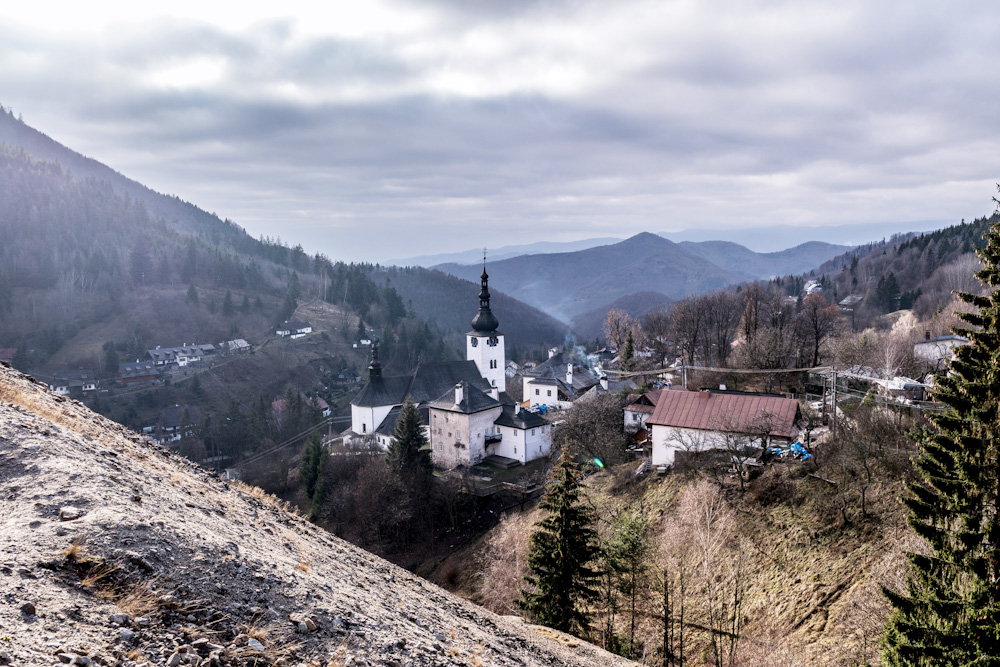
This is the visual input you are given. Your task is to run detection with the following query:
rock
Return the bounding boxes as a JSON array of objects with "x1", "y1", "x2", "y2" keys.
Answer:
[
  {"x1": 110, "y1": 613, "x2": 131, "y2": 626},
  {"x1": 0, "y1": 651, "x2": 10, "y2": 665},
  {"x1": 289, "y1": 612, "x2": 318, "y2": 633},
  {"x1": 58, "y1": 507, "x2": 83, "y2": 521},
  {"x1": 57, "y1": 654, "x2": 77, "y2": 664},
  {"x1": 19, "y1": 601, "x2": 36, "y2": 616},
  {"x1": 165, "y1": 652, "x2": 182, "y2": 667},
  {"x1": 134, "y1": 617, "x2": 150, "y2": 627},
  {"x1": 247, "y1": 638, "x2": 265, "y2": 652},
  {"x1": 118, "y1": 628, "x2": 136, "y2": 642}
]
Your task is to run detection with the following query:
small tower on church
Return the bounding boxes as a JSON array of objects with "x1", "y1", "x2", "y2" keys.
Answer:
[{"x1": 467, "y1": 253, "x2": 506, "y2": 395}]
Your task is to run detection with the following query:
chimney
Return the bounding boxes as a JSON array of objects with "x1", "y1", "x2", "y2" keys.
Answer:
[
  {"x1": 601, "y1": 375, "x2": 608, "y2": 390},
  {"x1": 566, "y1": 363, "x2": 573, "y2": 386},
  {"x1": 455, "y1": 382, "x2": 464, "y2": 405},
  {"x1": 720, "y1": 383, "x2": 727, "y2": 391},
  {"x1": 549, "y1": 347, "x2": 558, "y2": 359}
]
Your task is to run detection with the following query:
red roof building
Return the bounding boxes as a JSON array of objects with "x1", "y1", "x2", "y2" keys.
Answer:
[{"x1": 647, "y1": 390, "x2": 801, "y2": 468}]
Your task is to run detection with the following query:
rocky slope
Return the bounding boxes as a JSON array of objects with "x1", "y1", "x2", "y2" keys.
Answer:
[{"x1": 0, "y1": 363, "x2": 632, "y2": 667}]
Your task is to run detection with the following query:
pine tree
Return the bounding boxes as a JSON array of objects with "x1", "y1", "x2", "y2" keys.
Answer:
[
  {"x1": 621, "y1": 329, "x2": 635, "y2": 372},
  {"x1": 386, "y1": 396, "x2": 431, "y2": 477},
  {"x1": 882, "y1": 218, "x2": 1000, "y2": 665},
  {"x1": 300, "y1": 434, "x2": 326, "y2": 500},
  {"x1": 519, "y1": 449, "x2": 601, "y2": 637}
]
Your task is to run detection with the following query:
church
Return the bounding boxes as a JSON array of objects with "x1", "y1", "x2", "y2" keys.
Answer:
[{"x1": 349, "y1": 264, "x2": 552, "y2": 468}]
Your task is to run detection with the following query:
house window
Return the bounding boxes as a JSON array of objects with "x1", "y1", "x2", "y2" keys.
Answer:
[
  {"x1": 535, "y1": 389, "x2": 539, "y2": 395},
  {"x1": 362, "y1": 424, "x2": 366, "y2": 433},
  {"x1": 547, "y1": 390, "x2": 552, "y2": 397},
  {"x1": 531, "y1": 429, "x2": 535, "y2": 435}
]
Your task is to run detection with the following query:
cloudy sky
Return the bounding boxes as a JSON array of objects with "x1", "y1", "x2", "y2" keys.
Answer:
[{"x1": 2, "y1": 1, "x2": 998, "y2": 262}]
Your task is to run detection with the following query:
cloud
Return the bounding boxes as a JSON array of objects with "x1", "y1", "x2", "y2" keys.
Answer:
[{"x1": 0, "y1": 1, "x2": 998, "y2": 260}]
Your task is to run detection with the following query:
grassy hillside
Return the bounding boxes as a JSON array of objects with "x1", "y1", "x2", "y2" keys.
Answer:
[{"x1": 427, "y1": 411, "x2": 915, "y2": 665}]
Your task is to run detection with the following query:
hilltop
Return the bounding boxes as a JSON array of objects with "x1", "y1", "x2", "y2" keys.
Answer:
[{"x1": 0, "y1": 362, "x2": 632, "y2": 667}]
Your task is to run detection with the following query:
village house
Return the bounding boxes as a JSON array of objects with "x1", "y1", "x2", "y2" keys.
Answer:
[
  {"x1": 220, "y1": 338, "x2": 251, "y2": 355},
  {"x1": 146, "y1": 344, "x2": 217, "y2": 367},
  {"x1": 276, "y1": 321, "x2": 313, "y2": 339},
  {"x1": 520, "y1": 351, "x2": 601, "y2": 409},
  {"x1": 350, "y1": 262, "x2": 553, "y2": 467},
  {"x1": 118, "y1": 361, "x2": 160, "y2": 385},
  {"x1": 913, "y1": 332, "x2": 970, "y2": 368},
  {"x1": 48, "y1": 370, "x2": 98, "y2": 397},
  {"x1": 647, "y1": 390, "x2": 802, "y2": 468},
  {"x1": 142, "y1": 404, "x2": 199, "y2": 444}
]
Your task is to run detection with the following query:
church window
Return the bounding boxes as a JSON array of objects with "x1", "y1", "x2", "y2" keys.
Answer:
[
  {"x1": 471, "y1": 338, "x2": 478, "y2": 347},
  {"x1": 362, "y1": 424, "x2": 366, "y2": 433}
]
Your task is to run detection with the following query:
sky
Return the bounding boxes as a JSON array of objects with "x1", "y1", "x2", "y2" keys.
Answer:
[{"x1": 1, "y1": 0, "x2": 999, "y2": 262}]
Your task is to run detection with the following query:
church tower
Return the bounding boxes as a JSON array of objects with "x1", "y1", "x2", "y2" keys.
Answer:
[{"x1": 467, "y1": 256, "x2": 506, "y2": 395}]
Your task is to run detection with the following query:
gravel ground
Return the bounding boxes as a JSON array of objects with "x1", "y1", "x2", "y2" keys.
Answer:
[{"x1": 0, "y1": 363, "x2": 634, "y2": 667}]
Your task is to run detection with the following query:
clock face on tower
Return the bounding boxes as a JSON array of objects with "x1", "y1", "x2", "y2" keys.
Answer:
[{"x1": 471, "y1": 338, "x2": 478, "y2": 347}]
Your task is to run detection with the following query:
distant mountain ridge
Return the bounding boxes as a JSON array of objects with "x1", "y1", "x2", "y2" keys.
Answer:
[
  {"x1": 434, "y1": 232, "x2": 849, "y2": 322},
  {"x1": 678, "y1": 240, "x2": 851, "y2": 281},
  {"x1": 387, "y1": 237, "x2": 622, "y2": 267}
]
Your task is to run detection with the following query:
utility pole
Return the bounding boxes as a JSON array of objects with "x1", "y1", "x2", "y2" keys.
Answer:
[{"x1": 831, "y1": 365, "x2": 838, "y2": 438}]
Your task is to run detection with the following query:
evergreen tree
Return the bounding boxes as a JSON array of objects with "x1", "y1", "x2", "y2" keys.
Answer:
[
  {"x1": 519, "y1": 449, "x2": 601, "y2": 637},
  {"x1": 621, "y1": 330, "x2": 635, "y2": 372},
  {"x1": 300, "y1": 434, "x2": 326, "y2": 499},
  {"x1": 386, "y1": 396, "x2": 431, "y2": 477},
  {"x1": 222, "y1": 289, "x2": 234, "y2": 316},
  {"x1": 882, "y1": 218, "x2": 1000, "y2": 665}
]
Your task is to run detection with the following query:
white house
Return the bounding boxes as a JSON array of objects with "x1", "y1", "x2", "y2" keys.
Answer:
[
  {"x1": 913, "y1": 333, "x2": 970, "y2": 367},
  {"x1": 647, "y1": 390, "x2": 801, "y2": 468},
  {"x1": 521, "y1": 352, "x2": 600, "y2": 409},
  {"x1": 276, "y1": 321, "x2": 313, "y2": 338},
  {"x1": 49, "y1": 370, "x2": 97, "y2": 396},
  {"x1": 493, "y1": 405, "x2": 552, "y2": 464}
]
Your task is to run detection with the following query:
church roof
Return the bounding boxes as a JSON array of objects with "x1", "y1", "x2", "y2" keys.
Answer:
[
  {"x1": 429, "y1": 381, "x2": 502, "y2": 415},
  {"x1": 375, "y1": 404, "x2": 430, "y2": 437},
  {"x1": 351, "y1": 360, "x2": 492, "y2": 409}
]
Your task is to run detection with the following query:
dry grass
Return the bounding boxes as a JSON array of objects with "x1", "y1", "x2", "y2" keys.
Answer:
[
  {"x1": 63, "y1": 537, "x2": 83, "y2": 562},
  {"x1": 116, "y1": 580, "x2": 163, "y2": 617},
  {"x1": 234, "y1": 480, "x2": 298, "y2": 514}
]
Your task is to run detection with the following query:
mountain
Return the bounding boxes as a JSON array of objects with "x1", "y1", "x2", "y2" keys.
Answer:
[
  {"x1": 570, "y1": 291, "x2": 674, "y2": 343},
  {"x1": 0, "y1": 109, "x2": 257, "y2": 244},
  {"x1": 434, "y1": 233, "x2": 751, "y2": 322},
  {"x1": 0, "y1": 362, "x2": 630, "y2": 667},
  {"x1": 387, "y1": 237, "x2": 622, "y2": 267},
  {"x1": 678, "y1": 240, "x2": 851, "y2": 281},
  {"x1": 659, "y1": 220, "x2": 954, "y2": 252}
]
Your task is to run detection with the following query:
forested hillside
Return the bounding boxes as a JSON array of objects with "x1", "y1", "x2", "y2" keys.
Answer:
[
  {"x1": 365, "y1": 265, "x2": 570, "y2": 359},
  {"x1": 773, "y1": 214, "x2": 999, "y2": 329}
]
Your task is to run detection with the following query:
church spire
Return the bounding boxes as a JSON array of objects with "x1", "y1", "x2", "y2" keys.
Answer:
[
  {"x1": 471, "y1": 249, "x2": 499, "y2": 333},
  {"x1": 368, "y1": 337, "x2": 382, "y2": 381}
]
